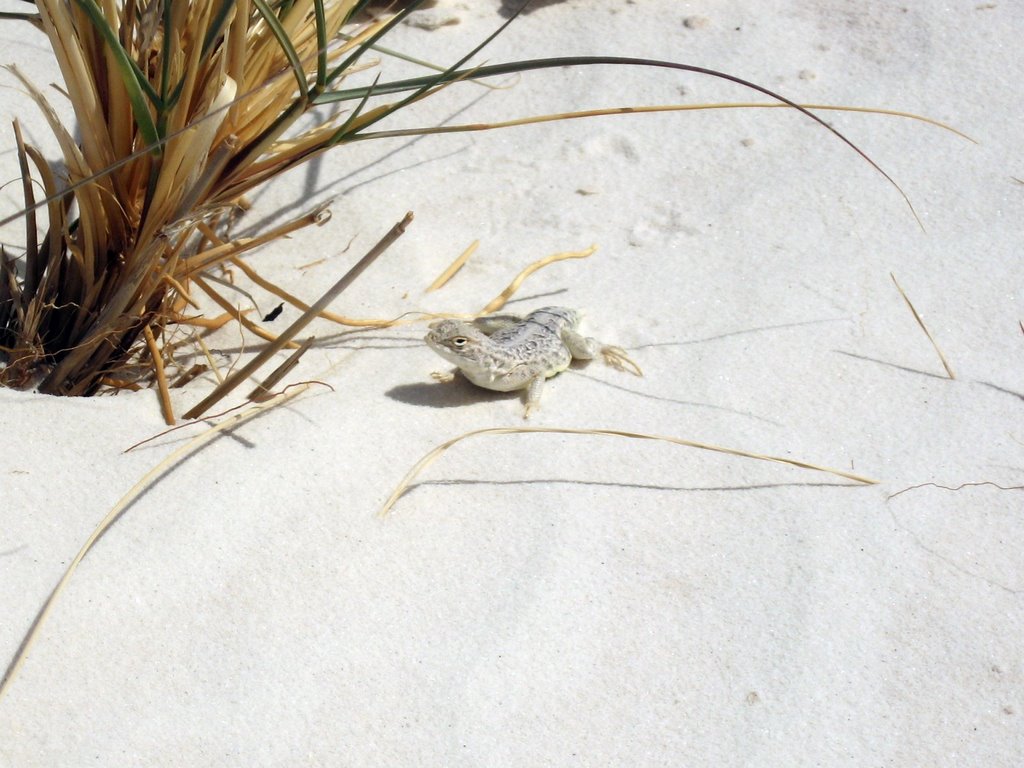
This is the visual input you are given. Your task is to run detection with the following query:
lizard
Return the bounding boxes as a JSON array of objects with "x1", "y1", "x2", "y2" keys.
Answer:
[{"x1": 424, "y1": 306, "x2": 642, "y2": 417}]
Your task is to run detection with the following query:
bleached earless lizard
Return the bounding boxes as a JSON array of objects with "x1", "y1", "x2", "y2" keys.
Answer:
[{"x1": 425, "y1": 306, "x2": 642, "y2": 417}]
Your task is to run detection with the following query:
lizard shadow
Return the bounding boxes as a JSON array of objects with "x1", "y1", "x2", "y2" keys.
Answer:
[{"x1": 387, "y1": 374, "x2": 522, "y2": 409}]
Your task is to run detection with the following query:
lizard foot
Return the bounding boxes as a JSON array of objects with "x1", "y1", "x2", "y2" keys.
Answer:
[
  {"x1": 431, "y1": 370, "x2": 456, "y2": 383},
  {"x1": 601, "y1": 345, "x2": 643, "y2": 377}
]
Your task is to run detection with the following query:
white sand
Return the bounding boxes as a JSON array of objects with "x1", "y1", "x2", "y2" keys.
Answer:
[{"x1": 2, "y1": 1, "x2": 1022, "y2": 764}]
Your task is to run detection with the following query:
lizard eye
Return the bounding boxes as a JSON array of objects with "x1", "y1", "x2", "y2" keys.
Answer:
[{"x1": 451, "y1": 336, "x2": 468, "y2": 347}]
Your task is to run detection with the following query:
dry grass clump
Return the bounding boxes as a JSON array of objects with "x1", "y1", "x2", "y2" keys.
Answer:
[{"x1": 0, "y1": 0, "x2": 437, "y2": 404}]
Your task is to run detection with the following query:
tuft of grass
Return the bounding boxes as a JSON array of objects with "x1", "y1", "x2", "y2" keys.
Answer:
[
  {"x1": 0, "y1": 1, "x2": 969, "y2": 421},
  {"x1": 0, "y1": 0, "x2": 426, "y2": 403}
]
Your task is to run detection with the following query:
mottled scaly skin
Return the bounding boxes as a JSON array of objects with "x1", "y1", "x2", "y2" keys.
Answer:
[{"x1": 425, "y1": 306, "x2": 641, "y2": 417}]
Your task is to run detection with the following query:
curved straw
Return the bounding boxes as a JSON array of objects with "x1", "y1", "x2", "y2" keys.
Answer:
[{"x1": 380, "y1": 426, "x2": 879, "y2": 517}]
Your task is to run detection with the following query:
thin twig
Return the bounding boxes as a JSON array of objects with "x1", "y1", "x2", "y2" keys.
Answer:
[
  {"x1": 247, "y1": 336, "x2": 315, "y2": 401},
  {"x1": 182, "y1": 211, "x2": 413, "y2": 419}
]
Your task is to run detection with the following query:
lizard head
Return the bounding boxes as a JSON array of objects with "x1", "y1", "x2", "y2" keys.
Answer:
[{"x1": 425, "y1": 319, "x2": 491, "y2": 367}]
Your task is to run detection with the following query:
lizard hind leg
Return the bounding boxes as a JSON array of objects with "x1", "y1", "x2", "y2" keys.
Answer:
[
  {"x1": 560, "y1": 329, "x2": 602, "y2": 361},
  {"x1": 561, "y1": 328, "x2": 643, "y2": 377}
]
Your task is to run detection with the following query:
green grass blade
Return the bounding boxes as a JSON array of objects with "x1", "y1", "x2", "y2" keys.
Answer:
[
  {"x1": 201, "y1": 0, "x2": 237, "y2": 58},
  {"x1": 317, "y1": 54, "x2": 918, "y2": 224},
  {"x1": 125, "y1": 55, "x2": 162, "y2": 107},
  {"x1": 324, "y1": 0, "x2": 427, "y2": 85},
  {"x1": 327, "y1": 1, "x2": 524, "y2": 137},
  {"x1": 73, "y1": 0, "x2": 161, "y2": 149},
  {"x1": 312, "y1": 0, "x2": 328, "y2": 91},
  {"x1": 336, "y1": 32, "x2": 466, "y2": 76},
  {"x1": 326, "y1": 72, "x2": 381, "y2": 146},
  {"x1": 252, "y1": 0, "x2": 309, "y2": 100}
]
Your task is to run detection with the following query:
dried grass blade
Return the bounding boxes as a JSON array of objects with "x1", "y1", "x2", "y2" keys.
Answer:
[
  {"x1": 142, "y1": 325, "x2": 175, "y2": 425},
  {"x1": 173, "y1": 132, "x2": 239, "y2": 217},
  {"x1": 37, "y1": 236, "x2": 169, "y2": 393},
  {"x1": 0, "y1": 253, "x2": 20, "y2": 327},
  {"x1": 427, "y1": 240, "x2": 477, "y2": 292},
  {"x1": 356, "y1": 102, "x2": 971, "y2": 144},
  {"x1": 742, "y1": 103, "x2": 975, "y2": 142},
  {"x1": 0, "y1": 12, "x2": 42, "y2": 27},
  {"x1": 34, "y1": 0, "x2": 117, "y2": 176},
  {"x1": 480, "y1": 245, "x2": 596, "y2": 314},
  {"x1": 170, "y1": 363, "x2": 208, "y2": 389},
  {"x1": 196, "y1": 335, "x2": 224, "y2": 382},
  {"x1": 22, "y1": 146, "x2": 70, "y2": 295},
  {"x1": 224, "y1": 254, "x2": 394, "y2": 327},
  {"x1": 175, "y1": 310, "x2": 239, "y2": 330},
  {"x1": 192, "y1": 274, "x2": 296, "y2": 348},
  {"x1": 180, "y1": 202, "x2": 328, "y2": 275},
  {"x1": 160, "y1": 274, "x2": 199, "y2": 309},
  {"x1": 380, "y1": 426, "x2": 879, "y2": 516},
  {"x1": 890, "y1": 272, "x2": 955, "y2": 379},
  {"x1": 0, "y1": 385, "x2": 309, "y2": 704},
  {"x1": 6, "y1": 65, "x2": 104, "y2": 287}
]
